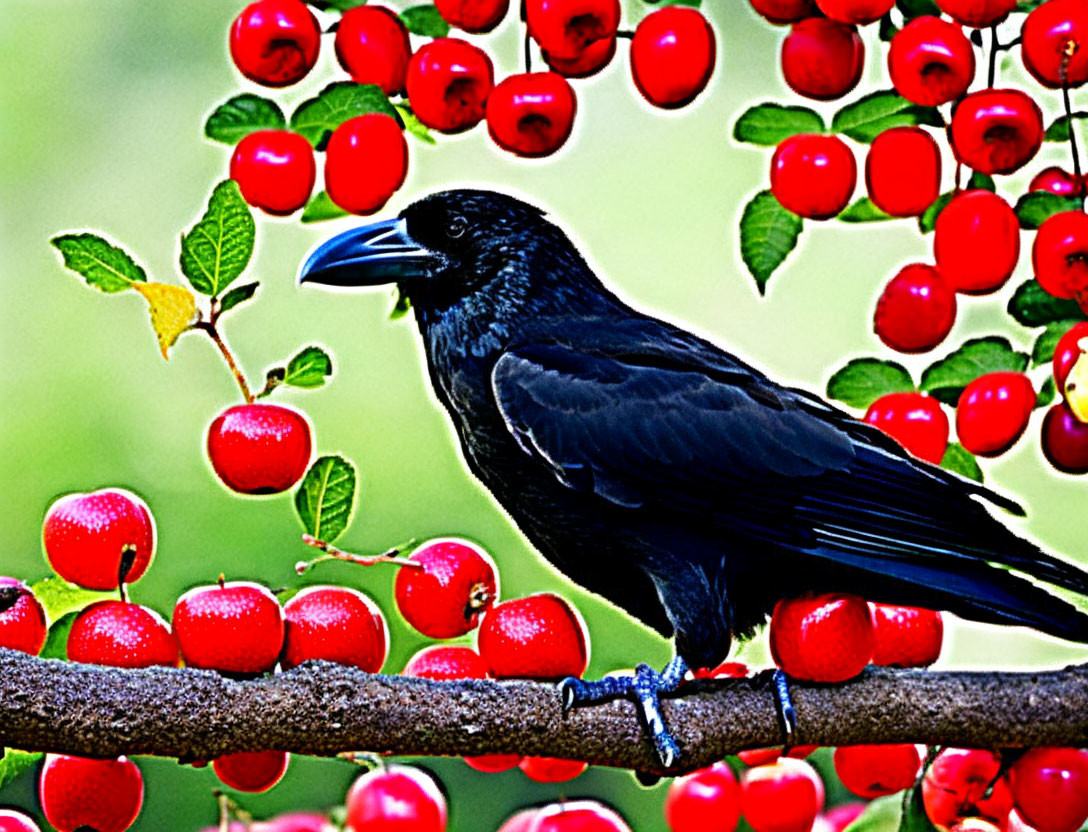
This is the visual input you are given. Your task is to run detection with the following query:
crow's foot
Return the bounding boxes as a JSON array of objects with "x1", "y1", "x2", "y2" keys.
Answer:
[
  {"x1": 772, "y1": 668, "x2": 799, "y2": 751},
  {"x1": 558, "y1": 656, "x2": 688, "y2": 769}
]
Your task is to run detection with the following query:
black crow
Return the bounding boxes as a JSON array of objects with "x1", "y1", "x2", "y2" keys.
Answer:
[{"x1": 300, "y1": 189, "x2": 1088, "y2": 765}]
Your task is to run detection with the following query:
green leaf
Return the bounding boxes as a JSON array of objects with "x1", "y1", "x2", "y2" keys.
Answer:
[
  {"x1": 284, "y1": 346, "x2": 333, "y2": 388},
  {"x1": 967, "y1": 171, "x2": 996, "y2": 191},
  {"x1": 733, "y1": 103, "x2": 825, "y2": 146},
  {"x1": 839, "y1": 197, "x2": 895, "y2": 223},
  {"x1": 51, "y1": 233, "x2": 148, "y2": 293},
  {"x1": 290, "y1": 82, "x2": 398, "y2": 148},
  {"x1": 179, "y1": 180, "x2": 255, "y2": 297},
  {"x1": 826, "y1": 358, "x2": 915, "y2": 409},
  {"x1": 1033, "y1": 319, "x2": 1084, "y2": 366},
  {"x1": 845, "y1": 794, "x2": 902, "y2": 832},
  {"x1": 0, "y1": 750, "x2": 42, "y2": 791},
  {"x1": 391, "y1": 290, "x2": 412, "y2": 320},
  {"x1": 831, "y1": 90, "x2": 943, "y2": 143},
  {"x1": 940, "y1": 442, "x2": 984, "y2": 483},
  {"x1": 218, "y1": 281, "x2": 259, "y2": 315},
  {"x1": 294, "y1": 455, "x2": 357, "y2": 544},
  {"x1": 900, "y1": 782, "x2": 940, "y2": 832},
  {"x1": 400, "y1": 4, "x2": 450, "y2": 36},
  {"x1": 204, "y1": 94, "x2": 286, "y2": 145},
  {"x1": 739, "y1": 190, "x2": 804, "y2": 295},
  {"x1": 1008, "y1": 279, "x2": 1087, "y2": 327},
  {"x1": 897, "y1": 0, "x2": 941, "y2": 17},
  {"x1": 394, "y1": 104, "x2": 436, "y2": 145},
  {"x1": 301, "y1": 191, "x2": 351, "y2": 224},
  {"x1": 40, "y1": 610, "x2": 79, "y2": 660},
  {"x1": 29, "y1": 576, "x2": 113, "y2": 624},
  {"x1": 1037, "y1": 375, "x2": 1057, "y2": 408},
  {"x1": 1044, "y1": 112, "x2": 1088, "y2": 142},
  {"x1": 920, "y1": 336, "x2": 1030, "y2": 404},
  {"x1": 918, "y1": 192, "x2": 953, "y2": 234},
  {"x1": 1014, "y1": 191, "x2": 1083, "y2": 229}
]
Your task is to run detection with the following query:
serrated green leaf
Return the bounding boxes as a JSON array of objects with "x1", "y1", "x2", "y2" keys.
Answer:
[
  {"x1": 1014, "y1": 191, "x2": 1083, "y2": 230},
  {"x1": 29, "y1": 576, "x2": 112, "y2": 624},
  {"x1": 920, "y1": 337, "x2": 1030, "y2": 404},
  {"x1": 1034, "y1": 319, "x2": 1084, "y2": 366},
  {"x1": 51, "y1": 233, "x2": 148, "y2": 293},
  {"x1": 827, "y1": 358, "x2": 915, "y2": 409},
  {"x1": 967, "y1": 171, "x2": 996, "y2": 192},
  {"x1": 940, "y1": 442, "x2": 984, "y2": 483},
  {"x1": 845, "y1": 794, "x2": 901, "y2": 832},
  {"x1": 400, "y1": 4, "x2": 450, "y2": 36},
  {"x1": 839, "y1": 197, "x2": 895, "y2": 223},
  {"x1": 290, "y1": 82, "x2": 398, "y2": 148},
  {"x1": 204, "y1": 94, "x2": 286, "y2": 145},
  {"x1": 1008, "y1": 279, "x2": 1086, "y2": 326},
  {"x1": 301, "y1": 191, "x2": 351, "y2": 224},
  {"x1": 40, "y1": 610, "x2": 79, "y2": 660},
  {"x1": 1037, "y1": 375, "x2": 1057, "y2": 408},
  {"x1": 219, "y1": 281, "x2": 259, "y2": 315},
  {"x1": 733, "y1": 103, "x2": 825, "y2": 146},
  {"x1": 918, "y1": 192, "x2": 953, "y2": 233},
  {"x1": 294, "y1": 455, "x2": 357, "y2": 544},
  {"x1": 831, "y1": 90, "x2": 943, "y2": 143},
  {"x1": 739, "y1": 190, "x2": 803, "y2": 295},
  {"x1": 394, "y1": 103, "x2": 436, "y2": 145},
  {"x1": 897, "y1": 0, "x2": 940, "y2": 17},
  {"x1": 284, "y1": 346, "x2": 333, "y2": 388},
  {"x1": 0, "y1": 750, "x2": 42, "y2": 790},
  {"x1": 900, "y1": 782, "x2": 940, "y2": 832},
  {"x1": 179, "y1": 180, "x2": 255, "y2": 296}
]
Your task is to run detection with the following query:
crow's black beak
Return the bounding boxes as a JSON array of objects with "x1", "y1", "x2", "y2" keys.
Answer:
[{"x1": 298, "y1": 218, "x2": 441, "y2": 287}]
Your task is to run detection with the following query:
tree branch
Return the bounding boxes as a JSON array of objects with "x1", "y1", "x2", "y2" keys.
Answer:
[{"x1": 3, "y1": 650, "x2": 1088, "y2": 776}]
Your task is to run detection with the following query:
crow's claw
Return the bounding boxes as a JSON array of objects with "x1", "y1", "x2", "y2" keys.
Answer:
[{"x1": 772, "y1": 668, "x2": 799, "y2": 751}]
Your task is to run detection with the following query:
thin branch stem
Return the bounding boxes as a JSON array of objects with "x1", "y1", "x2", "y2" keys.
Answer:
[
  {"x1": 1061, "y1": 42, "x2": 1084, "y2": 198},
  {"x1": 194, "y1": 321, "x2": 254, "y2": 404},
  {"x1": 295, "y1": 535, "x2": 423, "y2": 575},
  {"x1": 524, "y1": 29, "x2": 532, "y2": 74},
  {"x1": 988, "y1": 24, "x2": 998, "y2": 88}
]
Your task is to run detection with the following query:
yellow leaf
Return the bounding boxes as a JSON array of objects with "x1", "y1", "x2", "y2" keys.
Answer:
[{"x1": 132, "y1": 282, "x2": 197, "y2": 359}]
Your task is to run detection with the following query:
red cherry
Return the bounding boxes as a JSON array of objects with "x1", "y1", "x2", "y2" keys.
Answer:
[
  {"x1": 950, "y1": 88, "x2": 1044, "y2": 175},
  {"x1": 691, "y1": 660, "x2": 749, "y2": 679},
  {"x1": 532, "y1": 800, "x2": 631, "y2": 832},
  {"x1": 1042, "y1": 402, "x2": 1088, "y2": 473},
  {"x1": 345, "y1": 765, "x2": 447, "y2": 832},
  {"x1": 543, "y1": 37, "x2": 616, "y2": 77},
  {"x1": 435, "y1": 0, "x2": 509, "y2": 33},
  {"x1": 403, "y1": 644, "x2": 490, "y2": 680},
  {"x1": 173, "y1": 580, "x2": 285, "y2": 675},
  {"x1": 464, "y1": 754, "x2": 523, "y2": 773},
  {"x1": 519, "y1": 756, "x2": 589, "y2": 782},
  {"x1": 923, "y1": 749, "x2": 1012, "y2": 830},
  {"x1": 229, "y1": 0, "x2": 321, "y2": 88},
  {"x1": 1009, "y1": 748, "x2": 1088, "y2": 832},
  {"x1": 1033, "y1": 211, "x2": 1088, "y2": 300},
  {"x1": 815, "y1": 0, "x2": 893, "y2": 25},
  {"x1": 477, "y1": 593, "x2": 589, "y2": 679},
  {"x1": 863, "y1": 392, "x2": 949, "y2": 464},
  {"x1": 497, "y1": 810, "x2": 539, "y2": 832},
  {"x1": 1021, "y1": 0, "x2": 1088, "y2": 89},
  {"x1": 526, "y1": 0, "x2": 621, "y2": 61},
  {"x1": 738, "y1": 746, "x2": 818, "y2": 767},
  {"x1": 664, "y1": 761, "x2": 741, "y2": 832},
  {"x1": 325, "y1": 113, "x2": 408, "y2": 216},
  {"x1": 486, "y1": 72, "x2": 577, "y2": 158},
  {"x1": 334, "y1": 6, "x2": 412, "y2": 94},
  {"x1": 394, "y1": 538, "x2": 498, "y2": 638},
  {"x1": 281, "y1": 585, "x2": 387, "y2": 672},
  {"x1": 213, "y1": 750, "x2": 290, "y2": 793},
  {"x1": 955, "y1": 371, "x2": 1036, "y2": 457},
  {"x1": 406, "y1": 39, "x2": 494, "y2": 133},
  {"x1": 229, "y1": 130, "x2": 315, "y2": 216},
  {"x1": 630, "y1": 8, "x2": 716, "y2": 109},
  {"x1": 749, "y1": 0, "x2": 818, "y2": 25},
  {"x1": 206, "y1": 403, "x2": 312, "y2": 495},
  {"x1": 873, "y1": 263, "x2": 957, "y2": 353},
  {"x1": 741, "y1": 758, "x2": 825, "y2": 832},
  {"x1": 870, "y1": 603, "x2": 943, "y2": 667},
  {"x1": 780, "y1": 18, "x2": 864, "y2": 101},
  {"x1": 769, "y1": 593, "x2": 875, "y2": 682},
  {"x1": 0, "y1": 810, "x2": 41, "y2": 832},
  {"x1": 888, "y1": 16, "x2": 975, "y2": 107},
  {"x1": 818, "y1": 804, "x2": 867, "y2": 832},
  {"x1": 833, "y1": 744, "x2": 922, "y2": 799},
  {"x1": 866, "y1": 127, "x2": 942, "y2": 217},
  {"x1": 39, "y1": 754, "x2": 144, "y2": 832},
  {"x1": 1053, "y1": 322, "x2": 1088, "y2": 390},
  {"x1": 934, "y1": 190, "x2": 1020, "y2": 295},
  {"x1": 0, "y1": 577, "x2": 46, "y2": 655},
  {"x1": 42, "y1": 488, "x2": 155, "y2": 591},
  {"x1": 67, "y1": 600, "x2": 179, "y2": 668},
  {"x1": 770, "y1": 134, "x2": 857, "y2": 220},
  {"x1": 936, "y1": 0, "x2": 1017, "y2": 27},
  {"x1": 1030, "y1": 166, "x2": 1083, "y2": 197}
]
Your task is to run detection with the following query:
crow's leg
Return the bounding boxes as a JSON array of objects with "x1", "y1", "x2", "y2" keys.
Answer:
[
  {"x1": 558, "y1": 655, "x2": 689, "y2": 768},
  {"x1": 772, "y1": 668, "x2": 799, "y2": 751}
]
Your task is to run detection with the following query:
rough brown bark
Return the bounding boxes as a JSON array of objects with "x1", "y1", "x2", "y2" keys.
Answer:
[{"x1": 3, "y1": 649, "x2": 1087, "y2": 775}]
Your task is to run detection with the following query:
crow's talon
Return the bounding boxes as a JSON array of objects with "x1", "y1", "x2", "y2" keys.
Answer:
[{"x1": 772, "y1": 668, "x2": 799, "y2": 751}]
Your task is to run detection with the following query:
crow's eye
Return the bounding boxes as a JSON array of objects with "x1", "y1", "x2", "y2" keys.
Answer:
[{"x1": 448, "y1": 215, "x2": 468, "y2": 239}]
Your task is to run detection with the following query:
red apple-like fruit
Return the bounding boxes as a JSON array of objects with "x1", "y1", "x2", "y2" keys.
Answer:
[
  {"x1": 213, "y1": 750, "x2": 291, "y2": 793},
  {"x1": 834, "y1": 744, "x2": 922, "y2": 799},
  {"x1": 229, "y1": 0, "x2": 321, "y2": 87},
  {"x1": 345, "y1": 765, "x2": 447, "y2": 832},
  {"x1": 67, "y1": 600, "x2": 180, "y2": 668},
  {"x1": 0, "y1": 577, "x2": 47, "y2": 656},
  {"x1": 206, "y1": 403, "x2": 312, "y2": 495},
  {"x1": 955, "y1": 371, "x2": 1036, "y2": 457},
  {"x1": 865, "y1": 127, "x2": 942, "y2": 218},
  {"x1": 486, "y1": 72, "x2": 577, "y2": 158},
  {"x1": 230, "y1": 130, "x2": 315, "y2": 216},
  {"x1": 630, "y1": 7, "x2": 716, "y2": 109},
  {"x1": 406, "y1": 38, "x2": 494, "y2": 133},
  {"x1": 478, "y1": 593, "x2": 589, "y2": 679},
  {"x1": 435, "y1": 0, "x2": 509, "y2": 33},
  {"x1": 936, "y1": 0, "x2": 1017, "y2": 27},
  {"x1": 1021, "y1": 0, "x2": 1088, "y2": 89},
  {"x1": 1008, "y1": 748, "x2": 1088, "y2": 832},
  {"x1": 532, "y1": 800, "x2": 632, "y2": 831},
  {"x1": 526, "y1": 0, "x2": 621, "y2": 61},
  {"x1": 949, "y1": 88, "x2": 1044, "y2": 175},
  {"x1": 864, "y1": 392, "x2": 949, "y2": 464},
  {"x1": 873, "y1": 263, "x2": 957, "y2": 353},
  {"x1": 1033, "y1": 211, "x2": 1088, "y2": 300},
  {"x1": 281, "y1": 585, "x2": 388, "y2": 672},
  {"x1": 770, "y1": 134, "x2": 857, "y2": 220},
  {"x1": 770, "y1": 593, "x2": 875, "y2": 682},
  {"x1": 39, "y1": 754, "x2": 144, "y2": 832},
  {"x1": 334, "y1": 6, "x2": 413, "y2": 94},
  {"x1": 888, "y1": 16, "x2": 975, "y2": 106},
  {"x1": 780, "y1": 18, "x2": 864, "y2": 100},
  {"x1": 664, "y1": 761, "x2": 742, "y2": 832},
  {"x1": 1042, "y1": 402, "x2": 1088, "y2": 473},
  {"x1": 870, "y1": 603, "x2": 944, "y2": 667},
  {"x1": 749, "y1": 0, "x2": 818, "y2": 25},
  {"x1": 741, "y1": 757, "x2": 825, "y2": 832},
  {"x1": 395, "y1": 538, "x2": 498, "y2": 638},
  {"x1": 325, "y1": 113, "x2": 408, "y2": 216},
  {"x1": 173, "y1": 580, "x2": 285, "y2": 675},
  {"x1": 934, "y1": 190, "x2": 1020, "y2": 295}
]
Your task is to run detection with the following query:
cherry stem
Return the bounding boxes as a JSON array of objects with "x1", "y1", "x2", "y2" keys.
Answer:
[
  {"x1": 987, "y1": 24, "x2": 998, "y2": 88},
  {"x1": 524, "y1": 29, "x2": 532, "y2": 73},
  {"x1": 193, "y1": 319, "x2": 254, "y2": 404},
  {"x1": 1061, "y1": 42, "x2": 1084, "y2": 199},
  {"x1": 295, "y1": 535, "x2": 424, "y2": 575},
  {"x1": 616, "y1": 30, "x2": 634, "y2": 39},
  {"x1": 0, "y1": 587, "x2": 21, "y2": 615},
  {"x1": 338, "y1": 751, "x2": 384, "y2": 769},
  {"x1": 467, "y1": 581, "x2": 493, "y2": 612},
  {"x1": 117, "y1": 545, "x2": 136, "y2": 604},
  {"x1": 213, "y1": 790, "x2": 252, "y2": 831}
]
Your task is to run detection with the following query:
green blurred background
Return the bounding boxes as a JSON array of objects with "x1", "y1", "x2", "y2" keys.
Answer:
[{"x1": 1, "y1": 1, "x2": 1086, "y2": 829}]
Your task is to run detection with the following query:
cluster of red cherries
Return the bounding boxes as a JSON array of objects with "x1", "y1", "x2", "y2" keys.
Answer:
[
  {"x1": 745, "y1": 0, "x2": 1088, "y2": 477},
  {"x1": 224, "y1": 0, "x2": 716, "y2": 219}
]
